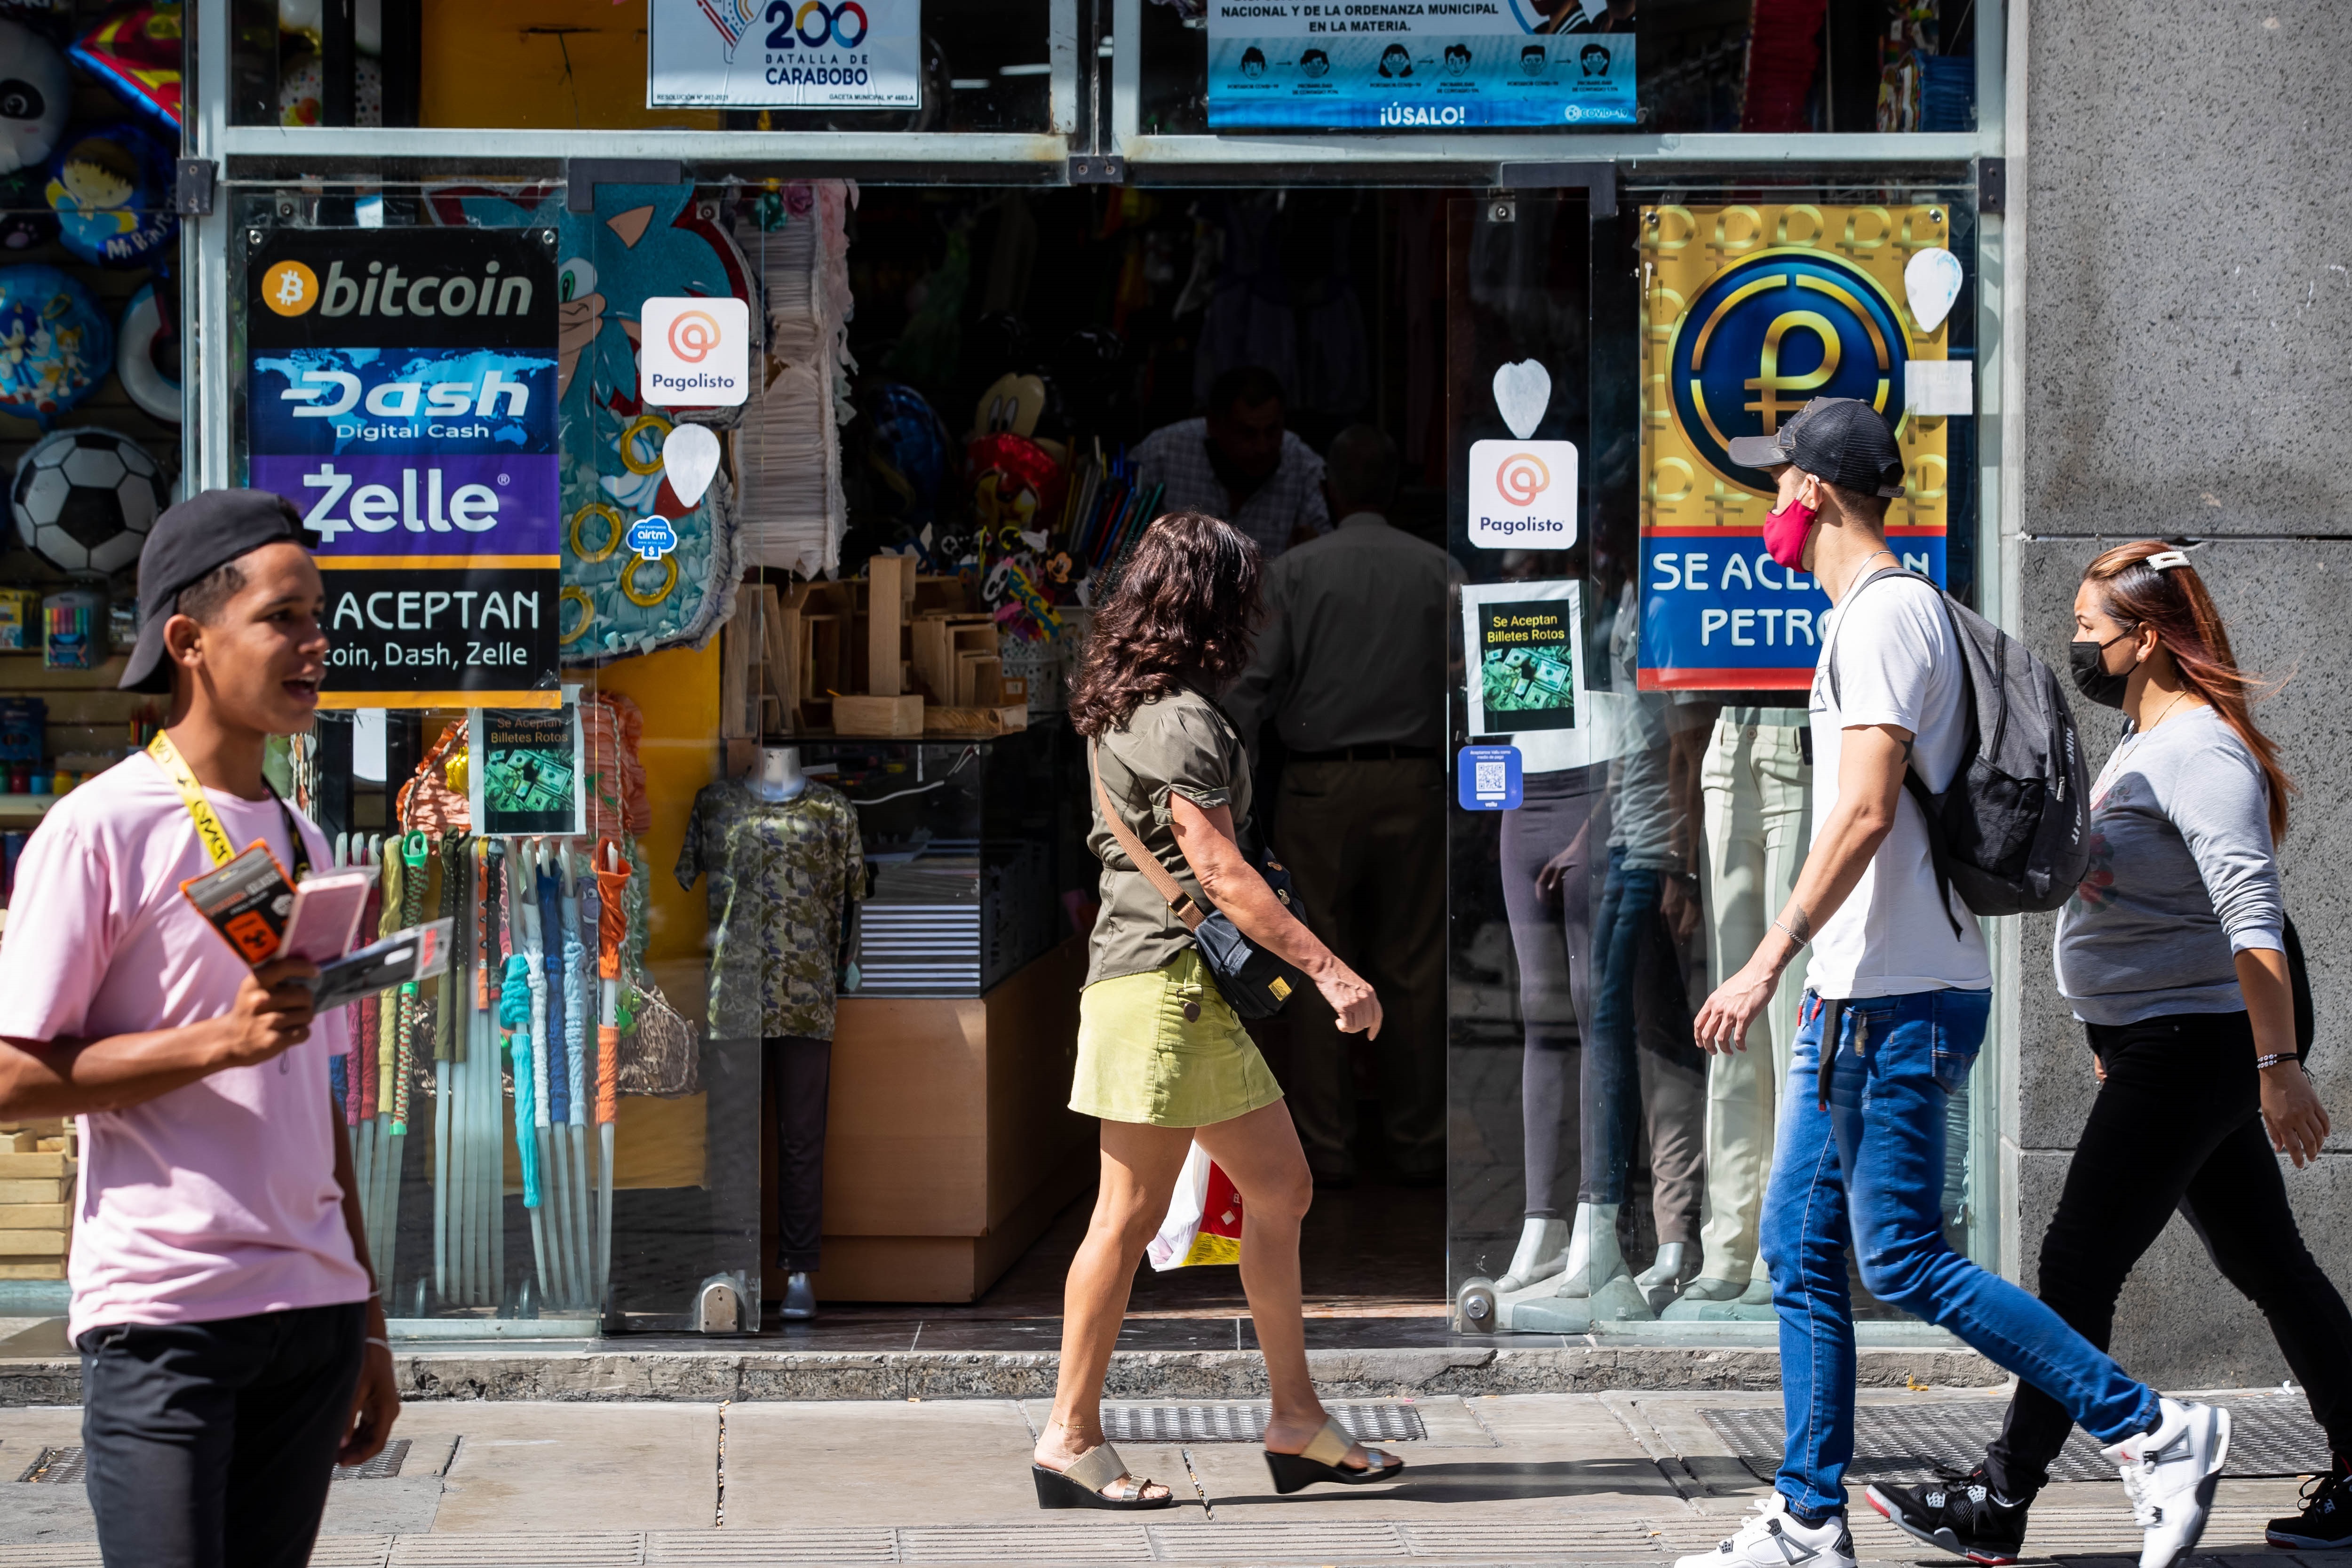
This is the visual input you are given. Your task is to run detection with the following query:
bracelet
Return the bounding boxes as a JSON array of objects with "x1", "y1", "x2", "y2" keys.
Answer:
[
  {"x1": 1772, "y1": 917, "x2": 1810, "y2": 949},
  {"x1": 2256, "y1": 1052, "x2": 2298, "y2": 1072},
  {"x1": 365, "y1": 1336, "x2": 391, "y2": 1352}
]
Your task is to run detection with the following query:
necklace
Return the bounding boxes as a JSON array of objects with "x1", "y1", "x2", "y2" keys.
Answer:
[
  {"x1": 1836, "y1": 548, "x2": 1896, "y2": 601},
  {"x1": 2141, "y1": 685, "x2": 2193, "y2": 732}
]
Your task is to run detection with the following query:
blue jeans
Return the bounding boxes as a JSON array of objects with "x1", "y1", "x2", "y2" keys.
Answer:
[
  {"x1": 1762, "y1": 987, "x2": 2160, "y2": 1516},
  {"x1": 1581, "y1": 845, "x2": 1658, "y2": 1205}
]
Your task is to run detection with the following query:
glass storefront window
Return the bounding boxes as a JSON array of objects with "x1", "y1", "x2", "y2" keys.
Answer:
[
  {"x1": 227, "y1": 0, "x2": 1062, "y2": 135},
  {"x1": 1139, "y1": 0, "x2": 1979, "y2": 138},
  {"x1": 1446, "y1": 176, "x2": 1987, "y2": 1338}
]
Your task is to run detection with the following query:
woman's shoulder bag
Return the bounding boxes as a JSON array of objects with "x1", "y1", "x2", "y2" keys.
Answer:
[{"x1": 1089, "y1": 738, "x2": 1305, "y2": 1019}]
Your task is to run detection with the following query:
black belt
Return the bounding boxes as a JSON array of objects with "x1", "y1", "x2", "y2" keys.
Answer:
[{"x1": 1287, "y1": 744, "x2": 1439, "y2": 764}]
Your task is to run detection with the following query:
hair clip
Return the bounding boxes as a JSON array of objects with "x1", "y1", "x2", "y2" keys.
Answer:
[{"x1": 2145, "y1": 550, "x2": 2192, "y2": 572}]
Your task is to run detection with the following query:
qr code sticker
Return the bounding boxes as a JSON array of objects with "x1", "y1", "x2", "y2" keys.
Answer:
[{"x1": 1475, "y1": 759, "x2": 1507, "y2": 796}]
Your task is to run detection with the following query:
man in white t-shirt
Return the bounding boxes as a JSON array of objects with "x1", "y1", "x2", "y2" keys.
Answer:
[
  {"x1": 1669, "y1": 400, "x2": 2222, "y2": 1568},
  {"x1": 0, "y1": 491, "x2": 397, "y2": 1566}
]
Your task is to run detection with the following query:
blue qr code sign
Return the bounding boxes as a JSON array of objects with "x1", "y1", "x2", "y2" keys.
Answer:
[{"x1": 1456, "y1": 745, "x2": 1523, "y2": 811}]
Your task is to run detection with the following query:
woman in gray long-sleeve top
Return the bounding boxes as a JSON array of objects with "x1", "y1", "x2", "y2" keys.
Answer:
[{"x1": 1868, "y1": 541, "x2": 2352, "y2": 1562}]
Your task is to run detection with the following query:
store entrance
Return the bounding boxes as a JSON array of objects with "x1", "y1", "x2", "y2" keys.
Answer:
[{"x1": 783, "y1": 183, "x2": 1471, "y2": 1344}]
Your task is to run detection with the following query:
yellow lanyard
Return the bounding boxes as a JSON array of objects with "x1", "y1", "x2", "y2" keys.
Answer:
[{"x1": 146, "y1": 730, "x2": 310, "y2": 878}]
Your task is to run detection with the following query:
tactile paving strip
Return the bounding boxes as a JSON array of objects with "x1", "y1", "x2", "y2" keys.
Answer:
[
  {"x1": 1702, "y1": 1397, "x2": 2328, "y2": 1482},
  {"x1": 1099, "y1": 1399, "x2": 1426, "y2": 1444},
  {"x1": 16, "y1": 1436, "x2": 410, "y2": 1485}
]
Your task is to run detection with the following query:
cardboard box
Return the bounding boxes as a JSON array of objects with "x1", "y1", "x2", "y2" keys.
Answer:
[
  {"x1": 0, "y1": 1180, "x2": 69, "y2": 1205},
  {"x1": 924, "y1": 704, "x2": 1030, "y2": 737},
  {"x1": 831, "y1": 694, "x2": 924, "y2": 737},
  {"x1": 0, "y1": 1229, "x2": 67, "y2": 1257}
]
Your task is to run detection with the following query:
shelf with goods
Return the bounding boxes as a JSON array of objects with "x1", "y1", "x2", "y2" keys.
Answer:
[
  {"x1": 0, "y1": 0, "x2": 187, "y2": 913},
  {"x1": 0, "y1": 1119, "x2": 78, "y2": 1282}
]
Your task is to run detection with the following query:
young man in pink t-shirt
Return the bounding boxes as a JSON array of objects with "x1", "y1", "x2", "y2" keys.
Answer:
[{"x1": 0, "y1": 490, "x2": 399, "y2": 1566}]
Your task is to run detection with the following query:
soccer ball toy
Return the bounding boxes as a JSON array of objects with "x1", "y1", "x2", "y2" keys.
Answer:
[{"x1": 11, "y1": 427, "x2": 166, "y2": 577}]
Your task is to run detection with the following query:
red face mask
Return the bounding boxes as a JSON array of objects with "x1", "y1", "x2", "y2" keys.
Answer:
[{"x1": 1762, "y1": 492, "x2": 1817, "y2": 570}]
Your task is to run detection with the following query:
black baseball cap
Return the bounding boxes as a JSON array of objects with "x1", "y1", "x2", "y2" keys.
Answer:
[
  {"x1": 119, "y1": 489, "x2": 322, "y2": 694},
  {"x1": 1726, "y1": 397, "x2": 1906, "y2": 499}
]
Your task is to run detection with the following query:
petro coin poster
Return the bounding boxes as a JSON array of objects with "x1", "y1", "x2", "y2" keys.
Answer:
[{"x1": 1637, "y1": 202, "x2": 1956, "y2": 691}]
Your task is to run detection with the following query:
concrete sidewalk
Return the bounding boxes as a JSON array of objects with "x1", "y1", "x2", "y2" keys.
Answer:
[{"x1": 0, "y1": 1385, "x2": 2322, "y2": 1567}]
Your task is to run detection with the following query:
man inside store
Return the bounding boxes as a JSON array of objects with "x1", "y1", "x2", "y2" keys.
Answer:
[
  {"x1": 1674, "y1": 399, "x2": 2224, "y2": 1568},
  {"x1": 0, "y1": 491, "x2": 398, "y2": 1566},
  {"x1": 1135, "y1": 365, "x2": 1330, "y2": 558},
  {"x1": 1224, "y1": 424, "x2": 1455, "y2": 1186}
]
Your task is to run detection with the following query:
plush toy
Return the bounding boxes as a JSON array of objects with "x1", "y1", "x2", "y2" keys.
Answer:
[
  {"x1": 69, "y1": 2, "x2": 181, "y2": 134},
  {"x1": 278, "y1": 0, "x2": 380, "y2": 55},
  {"x1": 0, "y1": 17, "x2": 67, "y2": 174},
  {"x1": 426, "y1": 183, "x2": 757, "y2": 662},
  {"x1": 46, "y1": 122, "x2": 176, "y2": 268},
  {"x1": 278, "y1": 51, "x2": 384, "y2": 127},
  {"x1": 0, "y1": 263, "x2": 111, "y2": 423}
]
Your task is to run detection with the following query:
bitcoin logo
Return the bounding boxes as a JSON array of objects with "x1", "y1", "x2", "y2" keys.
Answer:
[
  {"x1": 1496, "y1": 453, "x2": 1550, "y2": 507},
  {"x1": 1664, "y1": 248, "x2": 1910, "y2": 492},
  {"x1": 665, "y1": 309, "x2": 720, "y2": 364},
  {"x1": 261, "y1": 260, "x2": 319, "y2": 317}
]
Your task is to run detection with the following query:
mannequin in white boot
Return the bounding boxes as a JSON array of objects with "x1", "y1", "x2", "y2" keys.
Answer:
[{"x1": 754, "y1": 743, "x2": 814, "y2": 1316}]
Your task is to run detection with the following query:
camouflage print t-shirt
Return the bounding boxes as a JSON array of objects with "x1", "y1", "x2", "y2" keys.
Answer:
[{"x1": 675, "y1": 780, "x2": 865, "y2": 1041}]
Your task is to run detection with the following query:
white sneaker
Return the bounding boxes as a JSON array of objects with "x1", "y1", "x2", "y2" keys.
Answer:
[
  {"x1": 1674, "y1": 1495, "x2": 1857, "y2": 1568},
  {"x1": 2102, "y1": 1396, "x2": 2231, "y2": 1568}
]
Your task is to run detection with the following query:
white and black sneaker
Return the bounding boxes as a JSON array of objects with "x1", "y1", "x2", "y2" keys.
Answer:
[
  {"x1": 1673, "y1": 1494, "x2": 1857, "y2": 1568},
  {"x1": 2103, "y1": 1397, "x2": 2230, "y2": 1568},
  {"x1": 2267, "y1": 1466, "x2": 2352, "y2": 1550},
  {"x1": 1866, "y1": 1465, "x2": 2031, "y2": 1563}
]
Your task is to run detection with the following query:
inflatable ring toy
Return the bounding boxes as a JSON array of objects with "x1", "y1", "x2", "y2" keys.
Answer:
[
  {"x1": 116, "y1": 281, "x2": 177, "y2": 422},
  {"x1": 618, "y1": 412, "x2": 672, "y2": 476},
  {"x1": 558, "y1": 585, "x2": 596, "y2": 645},
  {"x1": 568, "y1": 501, "x2": 623, "y2": 564},
  {"x1": 620, "y1": 552, "x2": 678, "y2": 607}
]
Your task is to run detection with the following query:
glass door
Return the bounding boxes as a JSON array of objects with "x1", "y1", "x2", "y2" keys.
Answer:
[{"x1": 1448, "y1": 175, "x2": 1989, "y2": 1338}]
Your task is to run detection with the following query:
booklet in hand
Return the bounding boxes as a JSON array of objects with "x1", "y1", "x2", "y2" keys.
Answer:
[{"x1": 302, "y1": 917, "x2": 454, "y2": 1013}]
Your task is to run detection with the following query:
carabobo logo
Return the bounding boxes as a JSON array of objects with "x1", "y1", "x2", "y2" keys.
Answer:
[
  {"x1": 776, "y1": 1, "x2": 868, "y2": 48},
  {"x1": 1666, "y1": 249, "x2": 1910, "y2": 492}
]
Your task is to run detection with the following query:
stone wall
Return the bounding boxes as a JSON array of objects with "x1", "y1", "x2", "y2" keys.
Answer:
[{"x1": 2012, "y1": 0, "x2": 2352, "y2": 1387}]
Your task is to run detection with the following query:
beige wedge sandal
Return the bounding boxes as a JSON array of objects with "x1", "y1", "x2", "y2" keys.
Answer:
[{"x1": 1032, "y1": 1442, "x2": 1175, "y2": 1511}]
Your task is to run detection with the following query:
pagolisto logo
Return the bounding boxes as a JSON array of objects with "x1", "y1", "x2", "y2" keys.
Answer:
[
  {"x1": 1496, "y1": 453, "x2": 1550, "y2": 507},
  {"x1": 666, "y1": 310, "x2": 721, "y2": 364}
]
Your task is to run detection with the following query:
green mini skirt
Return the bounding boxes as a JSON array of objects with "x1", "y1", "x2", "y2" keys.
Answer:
[{"x1": 1070, "y1": 949, "x2": 1287, "y2": 1129}]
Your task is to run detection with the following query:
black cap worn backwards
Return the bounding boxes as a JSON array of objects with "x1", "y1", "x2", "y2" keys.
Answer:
[
  {"x1": 119, "y1": 489, "x2": 321, "y2": 694},
  {"x1": 1725, "y1": 397, "x2": 1907, "y2": 500}
]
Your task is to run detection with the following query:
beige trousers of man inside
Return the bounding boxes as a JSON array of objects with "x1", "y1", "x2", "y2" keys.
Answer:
[{"x1": 1698, "y1": 712, "x2": 1812, "y2": 1286}]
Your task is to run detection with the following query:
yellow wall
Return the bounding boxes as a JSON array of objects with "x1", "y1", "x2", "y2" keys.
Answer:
[
  {"x1": 577, "y1": 637, "x2": 723, "y2": 1189},
  {"x1": 421, "y1": 0, "x2": 723, "y2": 131}
]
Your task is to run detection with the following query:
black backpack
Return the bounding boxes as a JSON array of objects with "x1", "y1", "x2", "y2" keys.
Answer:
[{"x1": 1828, "y1": 568, "x2": 2091, "y2": 932}]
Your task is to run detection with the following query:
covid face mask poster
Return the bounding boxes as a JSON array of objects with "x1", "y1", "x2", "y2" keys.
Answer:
[
  {"x1": 1636, "y1": 203, "x2": 1956, "y2": 691},
  {"x1": 246, "y1": 227, "x2": 562, "y2": 708},
  {"x1": 1207, "y1": 1, "x2": 1636, "y2": 130}
]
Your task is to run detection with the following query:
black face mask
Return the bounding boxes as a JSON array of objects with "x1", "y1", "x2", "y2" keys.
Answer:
[{"x1": 2068, "y1": 631, "x2": 2135, "y2": 709}]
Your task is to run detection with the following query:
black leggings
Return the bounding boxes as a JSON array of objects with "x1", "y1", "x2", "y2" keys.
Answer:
[{"x1": 1986, "y1": 1010, "x2": 2352, "y2": 1496}]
